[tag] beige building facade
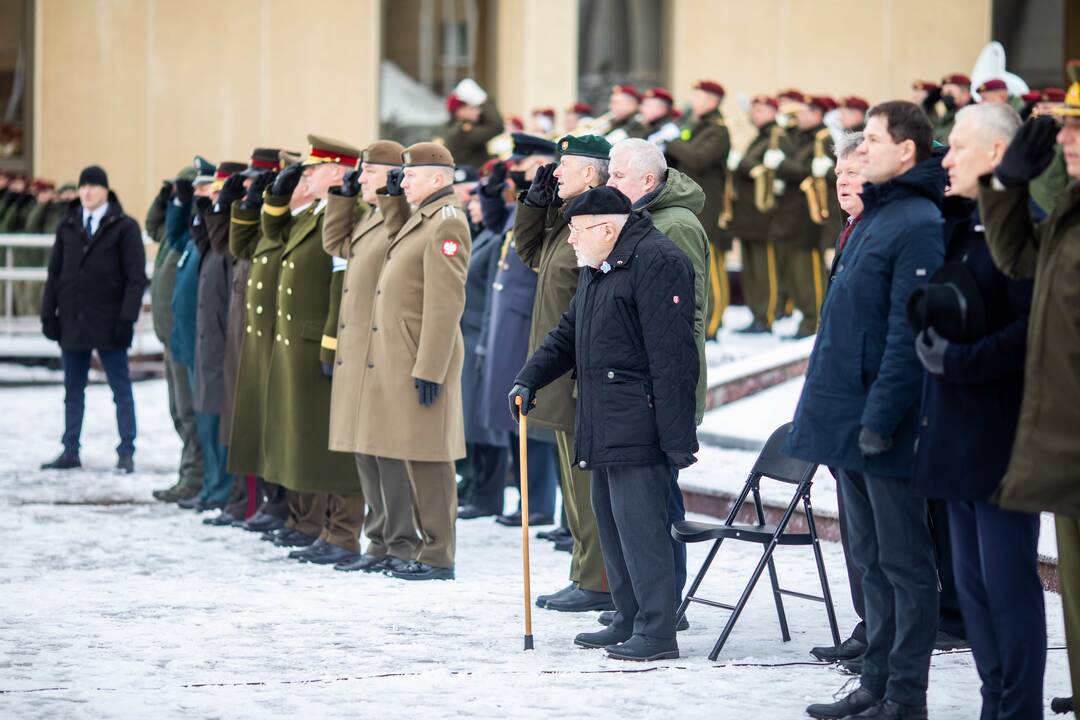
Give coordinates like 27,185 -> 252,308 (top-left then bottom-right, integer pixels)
17,0 -> 994,216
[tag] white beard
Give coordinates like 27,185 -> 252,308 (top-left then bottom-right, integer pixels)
574,249 -> 590,268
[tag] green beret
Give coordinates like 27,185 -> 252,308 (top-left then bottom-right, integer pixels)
557,134 -> 612,160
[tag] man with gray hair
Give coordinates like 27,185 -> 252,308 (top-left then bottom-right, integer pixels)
606,136 -> 709,625
910,102 -> 1043,719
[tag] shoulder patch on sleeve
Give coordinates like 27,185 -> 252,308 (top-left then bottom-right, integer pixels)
440,239 -> 461,257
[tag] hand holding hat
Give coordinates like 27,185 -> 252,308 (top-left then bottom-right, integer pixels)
994,115 -> 1059,188
915,328 -> 949,376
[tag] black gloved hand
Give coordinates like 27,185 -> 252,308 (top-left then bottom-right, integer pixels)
242,170 -> 275,209
523,163 -> 558,209
508,383 -> 536,421
858,426 -> 893,457
194,195 -> 212,214
921,86 -> 942,116
42,317 -> 60,342
994,115 -> 1059,188
385,168 -> 405,197
271,163 -> 303,197
666,452 -> 697,470
215,173 -> 245,212
334,169 -> 362,198
321,361 -> 334,378
175,178 -> 194,205
416,379 -> 442,406
480,161 -> 508,199
155,181 -> 172,210
113,320 -> 134,349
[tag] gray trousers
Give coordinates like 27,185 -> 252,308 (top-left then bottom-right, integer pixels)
165,350 -> 203,487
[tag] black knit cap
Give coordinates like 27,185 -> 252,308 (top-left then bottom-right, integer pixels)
563,185 -> 631,219
78,165 -> 109,189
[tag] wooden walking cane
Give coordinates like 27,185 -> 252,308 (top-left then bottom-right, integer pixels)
516,396 -> 534,651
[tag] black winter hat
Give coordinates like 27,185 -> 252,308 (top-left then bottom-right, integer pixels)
564,185 -> 632,219
78,165 -> 109,189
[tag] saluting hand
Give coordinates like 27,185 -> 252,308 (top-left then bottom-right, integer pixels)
334,169 -> 362,198
242,170 -> 275,209
271,163 -> 303,198
385,168 -> 405,197
215,173 -> 245,213
994,115 -> 1059,188
523,163 -> 558,209
481,161 -> 508,199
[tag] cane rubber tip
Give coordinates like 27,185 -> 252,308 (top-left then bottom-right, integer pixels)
524,635 -> 534,651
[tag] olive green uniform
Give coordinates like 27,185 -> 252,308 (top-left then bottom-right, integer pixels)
666,109 -> 731,337
436,97 -> 502,169
730,122 -> 782,328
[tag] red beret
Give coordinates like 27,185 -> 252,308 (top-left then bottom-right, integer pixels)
568,102 -> 593,115
446,93 -> 466,113
977,78 -> 1008,93
752,94 -> 779,109
643,87 -> 674,104
611,84 -> 642,101
507,115 -> 525,131
1043,87 -> 1067,103
533,107 -> 555,118
480,158 -> 502,178
693,80 -> 726,98
840,96 -> 869,112
942,73 -> 971,87
809,95 -> 837,112
778,88 -> 805,102
1021,90 -> 1042,103
912,80 -> 939,92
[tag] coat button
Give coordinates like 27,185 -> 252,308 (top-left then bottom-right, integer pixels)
286,313 -> 292,321
285,339 -> 290,346
261,257 -> 268,264
257,281 -> 263,289
578,461 -> 587,469
367,362 -> 374,368
247,279 -> 252,287
343,288 -> 349,293
337,359 -> 343,365
256,306 -> 264,314
287,288 -> 293,294
339,323 -> 345,329
246,325 -> 252,333
372,326 -> 378,331
376,289 -> 381,295
607,371 -> 614,379
276,334 -> 281,341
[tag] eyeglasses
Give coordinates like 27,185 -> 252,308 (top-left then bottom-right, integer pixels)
568,221 -> 607,235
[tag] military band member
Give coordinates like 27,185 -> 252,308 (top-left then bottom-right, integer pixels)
840,96 -> 869,131
349,142 -> 471,581
563,102 -> 594,134
639,87 -> 681,151
437,78 -> 502,170
603,84 -> 647,144
666,79 -> 732,339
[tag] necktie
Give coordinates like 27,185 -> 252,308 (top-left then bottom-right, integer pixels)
85,214 -> 94,239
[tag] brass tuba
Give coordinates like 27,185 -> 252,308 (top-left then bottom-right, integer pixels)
800,128 -> 831,225
750,125 -> 785,213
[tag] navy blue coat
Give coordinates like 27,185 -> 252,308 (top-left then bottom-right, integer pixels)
787,158 -> 946,479
462,204 -> 509,446
912,198 -> 1033,500
516,210 -> 699,470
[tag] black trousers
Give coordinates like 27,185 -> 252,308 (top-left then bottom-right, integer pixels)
592,463 -> 676,641
948,500 -> 1045,720
839,470 -> 938,706
462,442 -> 509,514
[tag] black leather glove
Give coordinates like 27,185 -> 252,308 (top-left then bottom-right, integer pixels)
42,317 -> 60,342
175,178 -> 194,205
920,86 -> 942,116
858,426 -> 893,458
508,383 -> 536,421
113,320 -> 134,349
523,163 -> 558,209
155,181 -> 172,210
994,115 -> 1059,188
271,163 -> 303,197
385,168 -> 405,197
666,452 -> 697,470
334,169 -> 362,198
321,361 -> 334,378
215,173 -> 245,212
194,195 -> 212,214
481,161 -> 508,199
416,379 -> 442,406
242,171 -> 275,209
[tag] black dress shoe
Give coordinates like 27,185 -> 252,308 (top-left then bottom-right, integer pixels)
553,536 -> 574,553
289,539 -> 329,560
40,453 -> 81,470
811,636 -> 868,662
537,525 -> 571,542
335,553 -> 389,573
1052,696 -> 1073,714
536,582 -> 577,608
273,529 -> 318,548
495,511 -> 523,526
177,496 -> 208,511
458,504 -> 499,520
496,512 -> 555,527
735,320 -> 772,334
851,700 -> 928,719
305,544 -> 359,566
806,686 -> 882,719
387,560 -> 455,580
597,609 -> 689,631
202,511 -> 241,527
115,455 -> 134,474
544,588 -> 616,612
574,626 -> 632,649
243,512 -> 286,533
382,556 -> 415,574
605,634 -> 679,661
839,655 -> 863,675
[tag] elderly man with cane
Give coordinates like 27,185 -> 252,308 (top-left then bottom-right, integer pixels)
510,186 -> 698,661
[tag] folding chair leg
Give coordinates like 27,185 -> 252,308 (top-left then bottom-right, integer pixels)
765,553 -> 791,641
708,538 -> 781,661
805,498 -> 842,647
676,538 -> 723,623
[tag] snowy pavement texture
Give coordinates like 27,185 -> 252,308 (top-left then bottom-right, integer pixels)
0,378 -> 1070,719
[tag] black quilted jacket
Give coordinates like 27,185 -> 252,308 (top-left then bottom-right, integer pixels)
516,210 -> 699,470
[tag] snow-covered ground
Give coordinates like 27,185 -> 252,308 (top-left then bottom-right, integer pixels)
0,374 -> 1070,719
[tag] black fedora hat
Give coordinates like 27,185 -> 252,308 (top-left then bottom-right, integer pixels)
906,261 -> 988,343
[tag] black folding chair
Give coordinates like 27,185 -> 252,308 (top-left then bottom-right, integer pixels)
673,422 -> 841,660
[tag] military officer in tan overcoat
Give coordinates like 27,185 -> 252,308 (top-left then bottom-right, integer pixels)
338,142 -> 470,581
321,139 -> 414,574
